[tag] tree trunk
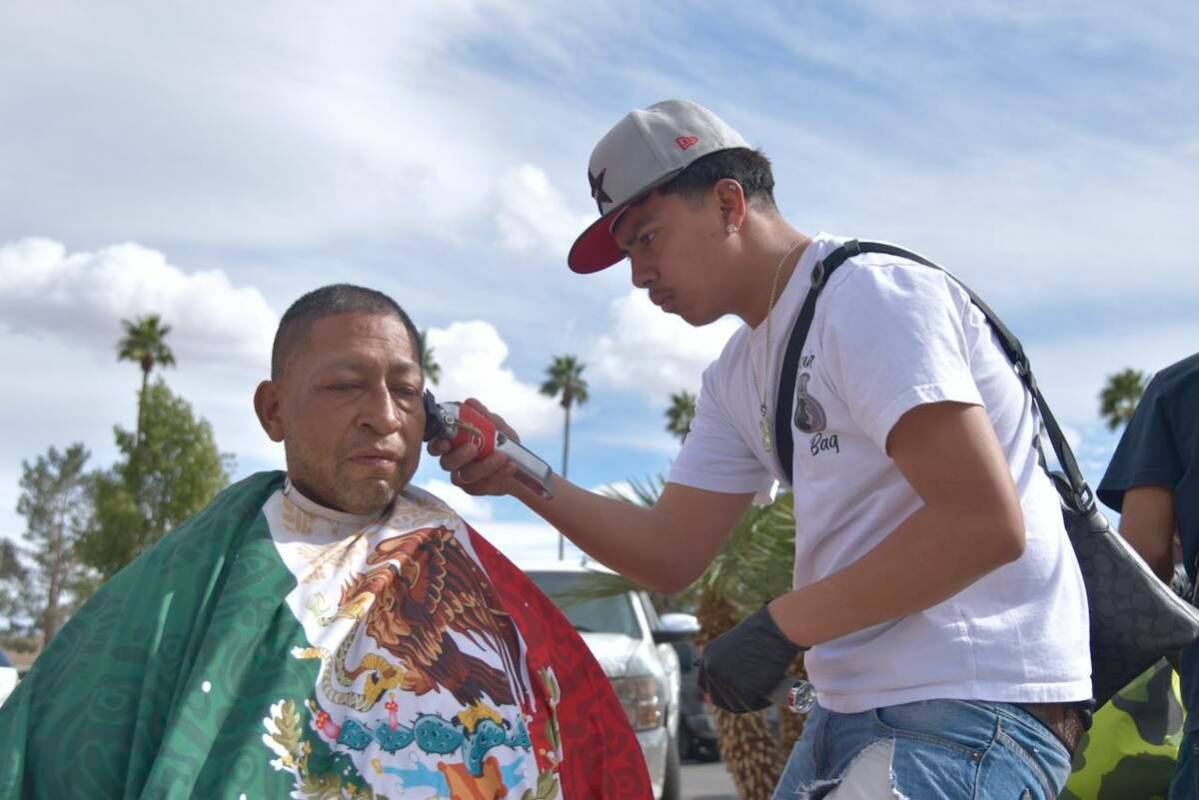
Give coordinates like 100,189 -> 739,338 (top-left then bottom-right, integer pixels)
712,708 -> 783,800
42,497 -> 67,646
137,366 -> 150,446
558,402 -> 571,561
561,402 -> 571,479
42,576 -> 61,647
696,592 -> 796,798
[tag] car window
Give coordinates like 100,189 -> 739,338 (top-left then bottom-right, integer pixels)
527,571 -> 642,638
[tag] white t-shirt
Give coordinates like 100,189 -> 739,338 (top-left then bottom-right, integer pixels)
669,233 -> 1092,713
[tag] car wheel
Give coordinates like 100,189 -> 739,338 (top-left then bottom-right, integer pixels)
659,734 -> 682,800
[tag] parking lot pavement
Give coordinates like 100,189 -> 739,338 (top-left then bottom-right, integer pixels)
681,761 -> 738,799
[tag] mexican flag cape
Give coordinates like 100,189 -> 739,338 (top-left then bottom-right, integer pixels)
0,472 -> 650,799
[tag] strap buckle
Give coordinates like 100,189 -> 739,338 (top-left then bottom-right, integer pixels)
1075,485 -> 1095,514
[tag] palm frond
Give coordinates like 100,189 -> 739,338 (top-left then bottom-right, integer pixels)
552,570 -> 649,608
1098,367 -> 1148,430
602,475 -> 665,507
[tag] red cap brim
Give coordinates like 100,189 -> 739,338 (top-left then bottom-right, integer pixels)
566,167 -> 686,275
567,207 -> 628,274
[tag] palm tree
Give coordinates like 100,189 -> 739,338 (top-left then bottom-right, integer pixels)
1099,368 -> 1148,430
689,494 -> 807,800
593,481 -> 805,799
418,330 -> 441,386
117,314 -> 176,445
665,391 -> 697,443
540,355 -> 589,559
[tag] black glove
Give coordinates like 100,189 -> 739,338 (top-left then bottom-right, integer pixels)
698,603 -> 806,713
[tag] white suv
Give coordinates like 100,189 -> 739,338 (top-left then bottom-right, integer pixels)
0,649 -> 18,708
523,562 -> 692,800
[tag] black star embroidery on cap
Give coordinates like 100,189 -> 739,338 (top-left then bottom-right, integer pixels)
589,168 -> 613,214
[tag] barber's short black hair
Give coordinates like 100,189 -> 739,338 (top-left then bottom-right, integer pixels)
658,147 -> 777,210
271,284 -> 423,380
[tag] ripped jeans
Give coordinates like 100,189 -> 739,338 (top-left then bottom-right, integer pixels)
772,699 -> 1073,799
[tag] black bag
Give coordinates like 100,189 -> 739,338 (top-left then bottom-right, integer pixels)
773,239 -> 1199,707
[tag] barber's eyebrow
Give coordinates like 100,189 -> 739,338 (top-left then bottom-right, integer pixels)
618,213 -> 660,253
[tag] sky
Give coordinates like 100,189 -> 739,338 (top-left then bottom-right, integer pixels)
1,1 -> 1196,567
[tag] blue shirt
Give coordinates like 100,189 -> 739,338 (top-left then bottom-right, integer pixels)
1099,353 -> 1199,725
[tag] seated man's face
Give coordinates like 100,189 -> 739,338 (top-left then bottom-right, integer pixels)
266,312 -> 425,515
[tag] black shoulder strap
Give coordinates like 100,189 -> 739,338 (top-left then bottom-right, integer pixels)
774,240 -> 860,483
774,239 -> 1094,514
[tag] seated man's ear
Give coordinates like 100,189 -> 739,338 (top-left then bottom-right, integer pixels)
254,381 -> 285,443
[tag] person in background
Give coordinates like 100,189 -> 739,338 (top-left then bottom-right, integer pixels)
0,284 -> 647,799
1098,353 -> 1199,799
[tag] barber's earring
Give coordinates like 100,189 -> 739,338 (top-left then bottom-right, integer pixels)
726,224 -> 738,235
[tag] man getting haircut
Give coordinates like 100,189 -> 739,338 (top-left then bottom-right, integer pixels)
1,284 -> 649,799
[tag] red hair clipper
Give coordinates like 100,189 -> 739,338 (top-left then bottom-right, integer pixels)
423,391 -> 554,499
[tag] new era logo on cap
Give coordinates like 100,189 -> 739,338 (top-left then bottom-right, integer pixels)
567,99 -> 751,274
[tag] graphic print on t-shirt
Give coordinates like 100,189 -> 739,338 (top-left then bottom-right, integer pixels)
794,371 -> 827,434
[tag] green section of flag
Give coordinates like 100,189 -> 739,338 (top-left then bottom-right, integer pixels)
0,471 -> 362,799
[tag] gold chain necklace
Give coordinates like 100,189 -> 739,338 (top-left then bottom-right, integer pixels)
753,238 -> 807,452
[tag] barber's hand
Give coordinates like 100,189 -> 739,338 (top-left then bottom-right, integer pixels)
699,603 -> 806,713
426,398 -> 526,497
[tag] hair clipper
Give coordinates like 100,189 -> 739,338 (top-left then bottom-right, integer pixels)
422,390 -> 554,499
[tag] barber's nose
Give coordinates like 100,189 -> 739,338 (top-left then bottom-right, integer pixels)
630,255 -> 656,290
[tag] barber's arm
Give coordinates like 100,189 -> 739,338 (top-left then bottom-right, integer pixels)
1118,485 -> 1176,583
428,398 -> 754,593
765,400 -> 1025,646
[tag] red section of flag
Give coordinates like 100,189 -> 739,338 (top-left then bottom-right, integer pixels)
467,526 -> 653,799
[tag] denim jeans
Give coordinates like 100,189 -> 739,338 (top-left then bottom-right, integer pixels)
772,699 -> 1074,799
1171,729 -> 1199,799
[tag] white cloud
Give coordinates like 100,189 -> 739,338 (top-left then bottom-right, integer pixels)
1026,321 -> 1199,427
496,164 -> 594,260
474,520 -> 586,568
419,479 -> 494,523
591,290 -> 740,404
584,430 -> 680,458
0,4 -> 617,252
425,321 -> 561,439
0,238 -> 276,370
1058,424 -> 1083,451
0,238 -> 284,526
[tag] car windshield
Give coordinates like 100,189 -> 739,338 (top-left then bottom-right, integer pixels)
527,571 -> 641,638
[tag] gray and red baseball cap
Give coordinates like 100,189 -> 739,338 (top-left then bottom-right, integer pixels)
567,99 -> 750,274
